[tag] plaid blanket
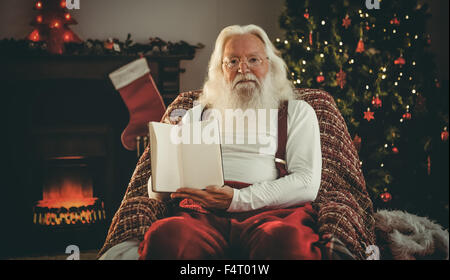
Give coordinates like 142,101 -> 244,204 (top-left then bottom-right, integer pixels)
97,88 -> 376,259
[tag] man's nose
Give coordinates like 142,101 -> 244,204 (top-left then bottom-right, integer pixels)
238,61 -> 250,73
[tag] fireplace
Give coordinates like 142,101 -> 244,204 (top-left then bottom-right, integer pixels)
0,55 -> 190,258
31,127 -> 110,228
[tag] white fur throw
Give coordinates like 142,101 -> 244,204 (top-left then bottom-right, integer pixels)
374,210 -> 449,260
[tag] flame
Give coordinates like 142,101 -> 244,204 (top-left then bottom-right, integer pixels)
37,171 -> 97,209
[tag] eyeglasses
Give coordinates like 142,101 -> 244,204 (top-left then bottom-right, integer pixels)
222,56 -> 268,71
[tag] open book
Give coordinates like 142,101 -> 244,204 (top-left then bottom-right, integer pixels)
148,120 -> 224,192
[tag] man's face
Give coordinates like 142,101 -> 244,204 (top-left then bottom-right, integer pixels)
222,34 -> 269,87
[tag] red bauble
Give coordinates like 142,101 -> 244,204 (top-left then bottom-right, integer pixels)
304,9 -> 310,19
372,95 -> 382,108
441,127 -> 449,142
342,15 -> 351,29
363,108 -> 375,122
402,106 -> 412,120
356,39 -> 365,53
402,112 -> 412,120
392,147 -> 399,154
390,17 -> 400,25
380,192 -> 392,202
316,74 -> 325,83
394,56 -> 406,65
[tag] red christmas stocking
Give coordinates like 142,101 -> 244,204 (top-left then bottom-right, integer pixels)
109,57 -> 166,151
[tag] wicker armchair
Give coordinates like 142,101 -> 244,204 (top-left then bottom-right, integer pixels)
98,88 -> 376,259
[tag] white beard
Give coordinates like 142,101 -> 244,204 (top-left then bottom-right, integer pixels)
199,72 -> 292,112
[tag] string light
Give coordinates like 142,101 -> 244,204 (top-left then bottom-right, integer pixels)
302,60 -> 307,65
382,74 -> 386,79
320,53 -> 324,58
321,20 -> 326,25
339,41 -> 343,46
306,46 -> 311,51
405,15 -> 409,19
366,85 -> 370,90
276,38 -> 280,43
299,38 -> 303,43
349,59 -> 354,64
284,40 -> 288,45
324,41 -> 328,45
394,81 -> 398,86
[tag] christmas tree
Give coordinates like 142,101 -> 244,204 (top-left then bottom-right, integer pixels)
27,0 -> 82,54
276,0 -> 449,226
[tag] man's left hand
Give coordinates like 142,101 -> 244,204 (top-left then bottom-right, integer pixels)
170,185 -> 234,210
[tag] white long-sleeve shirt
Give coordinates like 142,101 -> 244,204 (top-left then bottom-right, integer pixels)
181,100 -> 321,212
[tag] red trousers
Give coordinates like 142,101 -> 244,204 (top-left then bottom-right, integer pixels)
138,182 -> 322,260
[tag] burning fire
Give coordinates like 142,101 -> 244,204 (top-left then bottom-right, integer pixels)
34,166 -> 105,226
37,176 -> 97,209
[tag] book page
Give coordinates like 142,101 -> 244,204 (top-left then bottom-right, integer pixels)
149,122 -> 182,192
180,120 -> 224,189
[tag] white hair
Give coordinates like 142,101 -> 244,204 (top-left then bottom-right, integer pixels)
199,24 -> 295,110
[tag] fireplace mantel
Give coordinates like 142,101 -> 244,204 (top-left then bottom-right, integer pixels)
1,54 -> 193,105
